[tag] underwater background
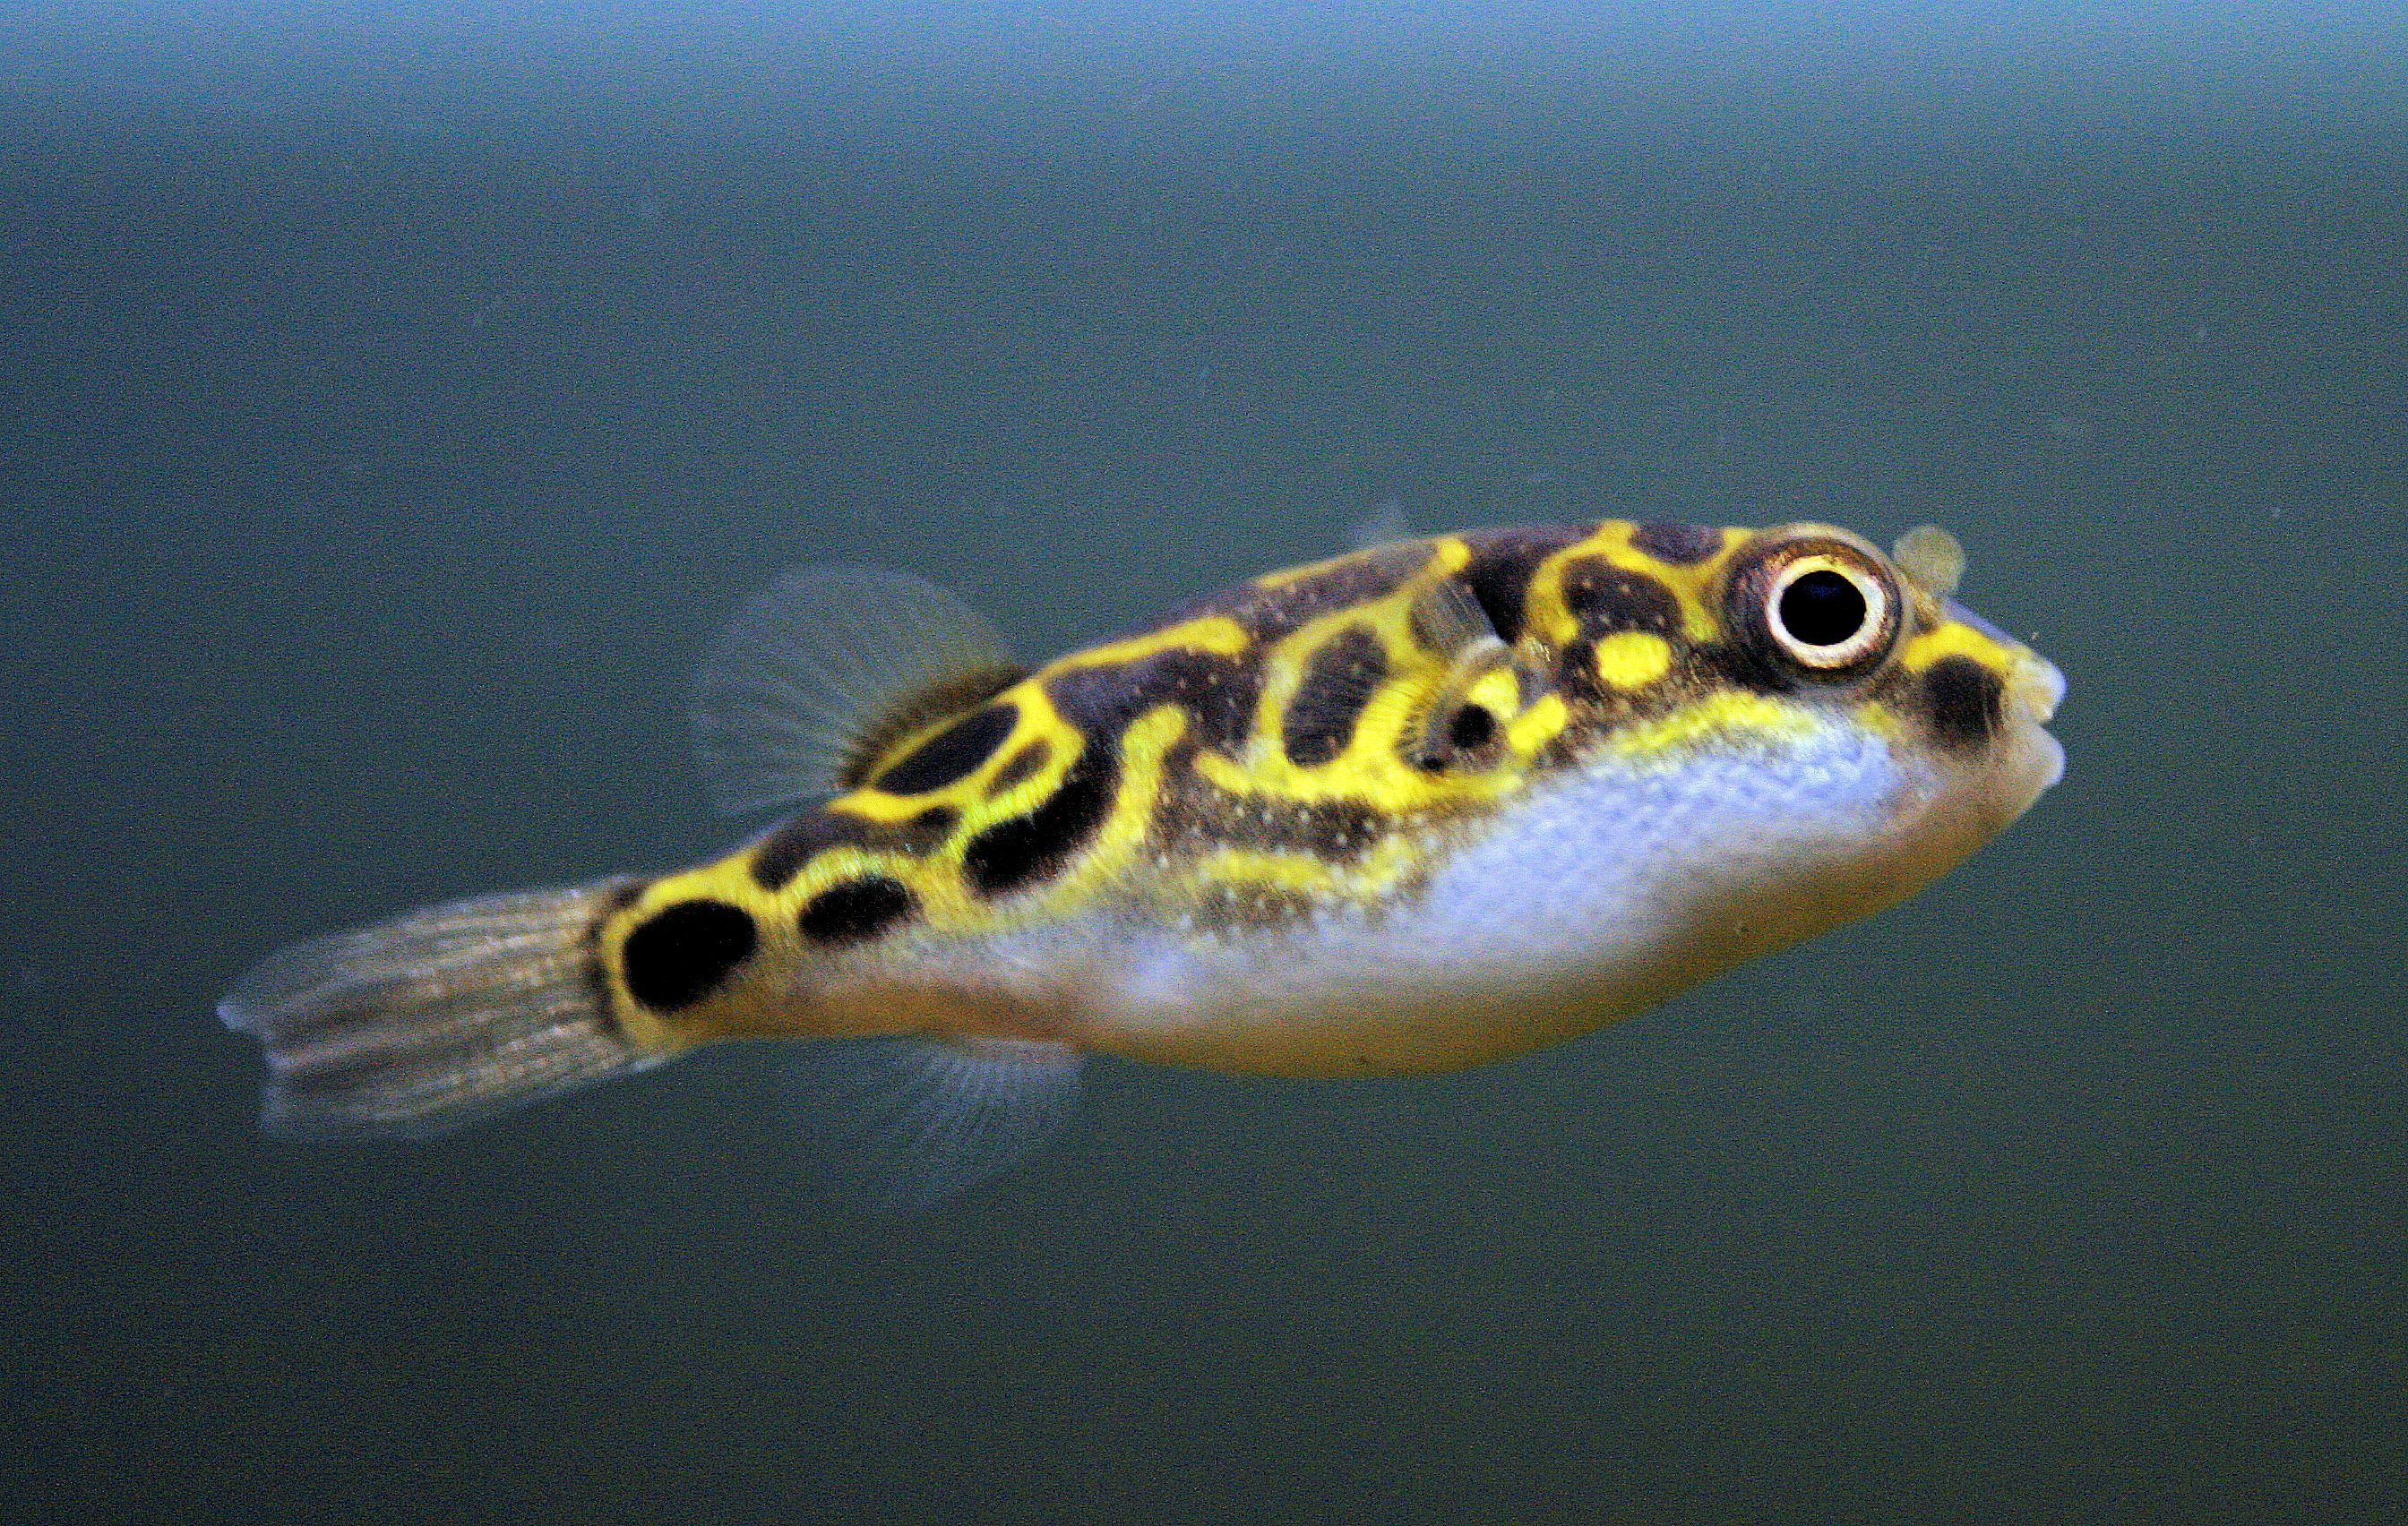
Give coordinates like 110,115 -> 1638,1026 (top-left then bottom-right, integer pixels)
4,4 -> 2405,1522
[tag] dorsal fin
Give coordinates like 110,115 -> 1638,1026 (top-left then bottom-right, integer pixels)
691,566 -> 1024,815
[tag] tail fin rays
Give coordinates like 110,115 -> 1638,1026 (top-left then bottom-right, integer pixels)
219,879 -> 645,1138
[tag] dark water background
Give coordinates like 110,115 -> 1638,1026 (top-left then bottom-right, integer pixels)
5,8 -> 2406,1522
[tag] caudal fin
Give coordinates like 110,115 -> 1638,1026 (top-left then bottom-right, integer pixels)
218,879 -> 647,1138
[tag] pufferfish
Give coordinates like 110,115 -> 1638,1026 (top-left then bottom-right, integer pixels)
219,519 -> 2064,1205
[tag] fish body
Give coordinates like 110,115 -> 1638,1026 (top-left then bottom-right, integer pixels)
222,519 -> 2063,1198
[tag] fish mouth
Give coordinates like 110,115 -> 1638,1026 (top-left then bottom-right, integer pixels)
2009,651 -> 2066,725
2006,651 -> 2068,792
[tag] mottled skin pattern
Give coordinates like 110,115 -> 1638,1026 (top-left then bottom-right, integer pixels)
591,519 -> 2044,1059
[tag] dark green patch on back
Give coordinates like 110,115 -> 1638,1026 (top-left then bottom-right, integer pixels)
1629,521 -> 1723,565
1184,541 -> 1432,643
965,744 -> 1118,895
752,806 -> 956,891
873,701 -> 1018,795
1283,627 -> 1388,767
1559,557 -> 1684,636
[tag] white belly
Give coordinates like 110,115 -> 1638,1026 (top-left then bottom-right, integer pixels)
1071,717 -> 1972,1076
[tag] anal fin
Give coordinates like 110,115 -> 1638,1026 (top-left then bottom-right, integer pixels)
782,1038 -> 1084,1213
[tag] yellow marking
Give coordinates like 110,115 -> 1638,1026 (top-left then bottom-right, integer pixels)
1012,703 -> 1190,922
1206,542 -> 1551,814
1853,699 -> 1908,743
1590,630 -> 1673,690
1190,847 -> 1349,896
1506,691 -> 1570,754
1519,520 -> 1736,649
1060,614 -> 1251,668
1899,620 -> 2019,675
1460,664 -> 1523,719
1604,690 -> 1812,762
847,793 -> 950,826
1175,832 -> 1423,914
1233,572 -> 1458,803
1251,540 -> 1433,589
1423,536 -> 1473,579
846,682 -> 1071,823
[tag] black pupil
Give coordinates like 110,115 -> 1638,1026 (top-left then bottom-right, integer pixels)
1447,704 -> 1497,751
1778,570 -> 1868,647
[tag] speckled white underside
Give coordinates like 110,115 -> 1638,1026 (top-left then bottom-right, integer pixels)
1049,714 -> 1934,1072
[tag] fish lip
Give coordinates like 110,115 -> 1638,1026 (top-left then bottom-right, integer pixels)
2003,652 -> 2067,793
2009,652 -> 2067,725
2027,724 -> 2068,791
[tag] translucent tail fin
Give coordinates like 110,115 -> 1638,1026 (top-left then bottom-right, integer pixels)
218,879 -> 646,1138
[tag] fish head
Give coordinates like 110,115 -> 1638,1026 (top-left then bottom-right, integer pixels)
1705,519 -> 2064,831
1505,519 -> 2068,998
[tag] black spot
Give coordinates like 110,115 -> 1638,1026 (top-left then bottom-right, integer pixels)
987,739 -> 1052,795
832,663 -> 1025,790
799,877 -> 916,947
1779,570 -> 1869,647
965,745 -> 1118,896
1558,557 -> 1683,636
1283,628 -> 1388,767
872,702 -> 1018,795
1048,647 -> 1260,752
1922,655 -> 2005,748
1630,520 -> 1724,565
752,806 -> 954,891
1447,703 -> 1497,751
621,899 -> 757,1013
1458,525 -> 1590,643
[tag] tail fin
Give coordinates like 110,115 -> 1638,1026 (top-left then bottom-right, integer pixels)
218,879 -> 647,1138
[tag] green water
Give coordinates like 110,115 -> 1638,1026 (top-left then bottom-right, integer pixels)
4,23 -> 2406,1523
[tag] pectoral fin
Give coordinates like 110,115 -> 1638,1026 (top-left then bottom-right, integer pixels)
1405,579 -> 1538,772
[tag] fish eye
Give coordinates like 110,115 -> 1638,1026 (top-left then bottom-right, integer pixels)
1779,570 -> 1868,647
1744,545 -> 1899,678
